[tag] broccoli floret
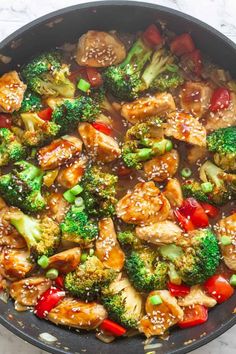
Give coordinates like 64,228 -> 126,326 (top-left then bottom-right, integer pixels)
117,230 -> 137,248
125,247 -> 168,292
52,96 -> 100,134
103,38 -> 152,101
0,160 -> 46,213
19,90 -> 42,113
182,179 -> 210,203
64,255 -> 116,301
81,165 -> 118,217
159,229 -> 220,285
0,128 -> 26,166
21,52 -> 75,97
101,276 -> 143,329
21,112 -> 60,146
10,209 -> 60,258
207,127 -> 236,172
60,205 -> 98,245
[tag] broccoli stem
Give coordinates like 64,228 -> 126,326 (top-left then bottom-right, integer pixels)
120,39 -> 152,71
159,244 -> 183,262
10,213 -> 41,247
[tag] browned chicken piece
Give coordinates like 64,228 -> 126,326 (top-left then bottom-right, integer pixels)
178,285 -> 217,308
121,92 -> 176,124
165,111 -> 207,147
46,192 -> 70,223
116,181 -> 170,225
205,92 -> 236,131
10,277 -> 52,306
139,290 -> 184,337
0,248 -> 33,280
95,218 -> 125,271
216,213 -> 236,270
0,207 -> 26,249
78,123 -> 121,163
0,71 -> 26,113
163,178 -> 183,207
144,149 -> 179,182
187,145 -> 207,164
47,248 -> 81,274
48,298 -> 107,329
57,157 -> 87,189
76,31 -> 126,67
180,81 -> 213,118
135,220 -> 183,245
38,136 -> 82,170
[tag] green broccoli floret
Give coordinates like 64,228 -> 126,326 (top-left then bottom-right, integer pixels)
60,205 -> 98,245
207,127 -> 236,172
20,112 -> 60,146
0,160 -> 46,213
103,38 -> 152,101
21,52 -> 75,97
159,229 -> 221,285
0,128 -> 26,166
64,255 -> 116,301
101,276 -> 143,329
10,209 -> 60,258
52,96 -> 100,134
117,230 -> 138,248
122,119 -> 173,169
81,165 -> 118,217
19,90 -> 42,113
182,179 -> 210,203
125,247 -> 168,292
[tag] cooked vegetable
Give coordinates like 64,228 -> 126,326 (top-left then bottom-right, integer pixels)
0,128 -> 26,166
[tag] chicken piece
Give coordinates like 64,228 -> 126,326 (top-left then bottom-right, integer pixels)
78,123 -> 121,163
136,220 -> 183,245
95,218 -> 125,271
165,111 -> 207,147
121,92 -> 176,124
187,145 -> 207,164
48,297 -> 107,329
216,213 -> 236,270
205,92 -> 236,131
139,290 -> 184,337
38,136 -> 82,170
76,30 -> 126,67
46,192 -> 70,223
47,248 -> 81,274
0,248 -> 33,280
0,71 -> 26,113
180,81 -> 213,118
144,149 -> 179,182
178,285 -> 217,308
116,181 -> 170,225
163,178 -> 183,207
10,277 -> 52,306
0,207 -> 26,248
57,157 -> 87,189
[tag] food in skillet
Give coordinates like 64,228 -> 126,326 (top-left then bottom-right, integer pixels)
0,24 -> 236,343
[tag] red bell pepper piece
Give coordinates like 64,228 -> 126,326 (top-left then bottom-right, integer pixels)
210,87 -> 230,112
54,276 -> 64,289
204,274 -> 234,303
200,202 -> 219,218
170,33 -> 195,56
38,108 -> 53,121
167,282 -> 190,297
174,209 -> 195,232
34,287 -> 65,318
184,49 -> 202,76
69,67 -> 87,82
179,198 -> 209,229
0,114 -> 12,128
178,304 -> 208,328
92,122 -> 112,135
86,67 -> 103,88
99,319 -> 126,337
142,24 -> 163,47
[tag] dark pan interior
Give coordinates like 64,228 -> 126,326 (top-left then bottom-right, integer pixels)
0,2 -> 236,353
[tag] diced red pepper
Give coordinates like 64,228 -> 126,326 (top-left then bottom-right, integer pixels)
38,108 -> 53,121
210,87 -> 231,112
117,165 -> 133,177
178,304 -> 208,328
179,198 -> 209,229
174,209 -> 195,232
184,49 -> 202,76
54,276 -> 64,289
0,114 -> 12,128
167,282 -> 190,297
69,68 -> 87,82
92,122 -> 112,135
204,274 -> 234,303
170,33 -> 195,56
86,67 -> 103,88
34,287 -> 65,318
142,24 -> 163,47
99,319 -> 126,337
200,203 -> 219,218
